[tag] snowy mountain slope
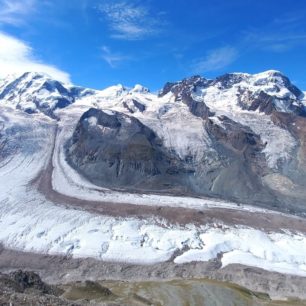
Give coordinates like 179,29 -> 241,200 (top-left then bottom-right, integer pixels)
164,70 -> 304,114
0,72 -> 94,117
158,71 -> 304,168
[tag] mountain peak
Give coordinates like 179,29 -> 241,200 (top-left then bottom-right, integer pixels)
130,84 -> 150,94
0,71 -> 86,116
255,69 -> 284,77
99,84 -> 126,98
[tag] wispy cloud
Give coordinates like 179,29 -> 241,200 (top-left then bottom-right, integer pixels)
245,32 -> 306,52
101,46 -> 129,67
0,0 -> 36,26
244,14 -> 306,52
192,46 -> 238,73
99,1 -> 162,40
190,12 -> 306,75
0,31 -> 71,83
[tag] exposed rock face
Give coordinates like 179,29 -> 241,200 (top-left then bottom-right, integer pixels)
66,108 -> 194,192
271,112 -> 306,181
68,108 -> 161,184
159,75 -> 214,119
159,75 -> 211,97
123,99 -> 146,113
181,92 -> 213,119
238,90 -> 306,116
203,116 -> 276,203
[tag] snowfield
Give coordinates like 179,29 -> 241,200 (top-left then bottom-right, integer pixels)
1,106 -> 306,277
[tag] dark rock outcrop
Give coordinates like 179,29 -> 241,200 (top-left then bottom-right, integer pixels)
8,270 -> 61,295
159,75 -> 214,119
204,116 -> 276,203
66,108 -> 195,192
238,90 -> 306,116
66,108 -> 279,206
123,99 -> 146,113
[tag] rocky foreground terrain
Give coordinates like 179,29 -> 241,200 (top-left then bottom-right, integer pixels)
1,270 -> 306,306
1,70 -> 306,303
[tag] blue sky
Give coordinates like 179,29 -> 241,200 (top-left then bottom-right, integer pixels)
0,0 -> 306,91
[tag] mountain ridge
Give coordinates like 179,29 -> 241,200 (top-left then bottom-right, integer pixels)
1,70 -> 305,114
1,69 -> 306,214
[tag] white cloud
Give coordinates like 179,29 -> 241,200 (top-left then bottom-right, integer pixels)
99,1 -> 161,40
192,47 -> 238,73
0,32 -> 71,83
101,46 -> 129,68
0,0 -> 36,26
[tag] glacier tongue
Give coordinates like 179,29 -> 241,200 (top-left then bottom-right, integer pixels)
0,102 -> 306,276
1,70 -> 306,276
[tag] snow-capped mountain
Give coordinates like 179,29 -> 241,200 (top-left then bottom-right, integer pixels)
0,72 -> 94,117
1,70 -> 306,214
160,70 -> 305,116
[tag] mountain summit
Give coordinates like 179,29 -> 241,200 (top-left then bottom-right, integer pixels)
0,72 -> 93,117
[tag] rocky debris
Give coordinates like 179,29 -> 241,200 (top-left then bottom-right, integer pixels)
2,253 -> 306,303
0,270 -> 122,305
0,270 -> 78,306
8,270 -> 61,295
62,280 -> 115,303
203,116 -> 275,203
271,112 -> 306,184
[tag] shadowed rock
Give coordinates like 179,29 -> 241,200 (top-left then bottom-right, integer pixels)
67,108 -> 194,191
